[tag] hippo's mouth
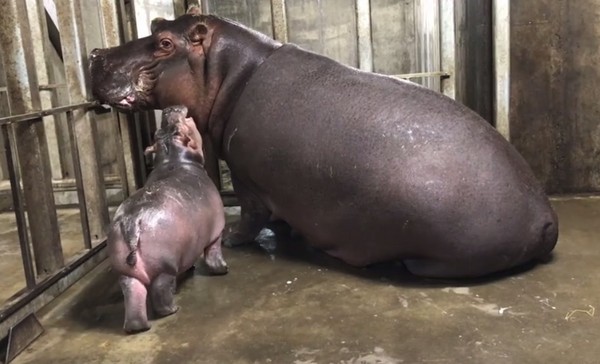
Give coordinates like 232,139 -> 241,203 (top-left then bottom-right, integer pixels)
115,94 -> 137,109
92,62 -> 159,111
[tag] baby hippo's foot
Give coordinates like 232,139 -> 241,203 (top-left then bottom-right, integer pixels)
205,237 -> 228,275
124,318 -> 152,334
150,274 -> 179,318
154,304 -> 180,318
120,276 -> 151,334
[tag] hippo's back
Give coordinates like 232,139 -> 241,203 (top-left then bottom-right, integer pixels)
108,165 -> 224,281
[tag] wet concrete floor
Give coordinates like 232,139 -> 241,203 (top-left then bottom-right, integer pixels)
0,209 -> 104,303
11,197 -> 600,363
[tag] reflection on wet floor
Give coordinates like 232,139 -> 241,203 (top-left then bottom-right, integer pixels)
8,197 -> 600,363
0,208 -> 116,304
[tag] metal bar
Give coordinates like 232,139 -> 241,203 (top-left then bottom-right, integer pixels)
270,0 -> 288,43
0,0 -> 64,275
0,241 -> 107,339
390,71 -> 450,80
38,84 -> 67,91
98,0 -> 135,196
440,0 -> 457,100
56,0 -> 110,242
355,0 -> 373,72
1,126 -> 36,288
28,0 -> 63,180
66,110 -> 92,250
493,0 -> 510,140
0,102 -> 97,126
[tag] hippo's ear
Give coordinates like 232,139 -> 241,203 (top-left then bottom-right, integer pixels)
188,23 -> 209,45
150,17 -> 166,34
187,5 -> 202,16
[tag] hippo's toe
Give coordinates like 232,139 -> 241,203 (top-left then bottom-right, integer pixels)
124,319 -> 151,335
154,305 -> 180,318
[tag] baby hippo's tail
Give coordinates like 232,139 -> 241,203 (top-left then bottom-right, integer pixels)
120,217 -> 141,266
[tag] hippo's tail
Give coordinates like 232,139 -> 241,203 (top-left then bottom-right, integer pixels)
119,217 -> 142,267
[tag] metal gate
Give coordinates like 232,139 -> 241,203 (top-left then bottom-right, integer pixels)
0,0 -> 142,358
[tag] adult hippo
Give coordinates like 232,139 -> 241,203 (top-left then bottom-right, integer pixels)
89,7 -> 558,278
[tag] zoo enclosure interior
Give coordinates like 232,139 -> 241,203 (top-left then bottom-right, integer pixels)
2,0 -> 595,360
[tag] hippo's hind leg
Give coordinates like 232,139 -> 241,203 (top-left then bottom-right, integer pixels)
149,273 -> 179,318
119,276 -> 151,334
224,176 -> 271,247
204,235 -> 228,275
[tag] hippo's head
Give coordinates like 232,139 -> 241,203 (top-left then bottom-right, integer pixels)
145,105 -> 204,165
89,7 -> 212,113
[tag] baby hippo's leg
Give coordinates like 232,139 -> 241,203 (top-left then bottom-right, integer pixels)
120,276 -> 150,334
204,235 -> 228,275
150,273 -> 179,317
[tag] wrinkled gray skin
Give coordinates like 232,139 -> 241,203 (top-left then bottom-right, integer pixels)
91,7 -> 558,279
107,105 -> 226,334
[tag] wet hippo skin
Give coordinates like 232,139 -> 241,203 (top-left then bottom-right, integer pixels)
90,7 -> 558,279
108,106 -> 227,334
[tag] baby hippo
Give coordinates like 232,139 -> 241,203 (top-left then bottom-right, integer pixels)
108,105 -> 227,334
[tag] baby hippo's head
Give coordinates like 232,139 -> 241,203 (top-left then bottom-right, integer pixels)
145,105 -> 204,164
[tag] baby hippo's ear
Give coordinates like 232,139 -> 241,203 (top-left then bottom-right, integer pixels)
150,17 -> 166,34
144,144 -> 157,156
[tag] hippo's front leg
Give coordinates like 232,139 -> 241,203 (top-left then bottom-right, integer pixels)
120,276 -> 151,334
149,273 -> 179,318
224,176 -> 271,247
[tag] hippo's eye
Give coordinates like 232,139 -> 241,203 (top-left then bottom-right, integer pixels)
159,39 -> 174,51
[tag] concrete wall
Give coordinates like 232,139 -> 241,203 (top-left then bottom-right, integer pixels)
511,1 -> 600,193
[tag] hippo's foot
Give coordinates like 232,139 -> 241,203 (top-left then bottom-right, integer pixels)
223,228 -> 255,248
120,276 -> 150,334
205,236 -> 229,275
225,176 -> 271,248
150,273 -> 179,318
154,305 -> 180,318
124,319 -> 152,334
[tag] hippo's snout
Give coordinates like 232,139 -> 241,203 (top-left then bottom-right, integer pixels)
89,48 -> 104,61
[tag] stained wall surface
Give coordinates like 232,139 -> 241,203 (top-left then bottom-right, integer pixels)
511,1 -> 600,193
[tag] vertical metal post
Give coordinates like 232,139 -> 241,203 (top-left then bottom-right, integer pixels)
28,0 -> 63,180
355,0 -> 373,72
66,110 -> 91,249
440,0 -> 457,100
1,126 -> 36,288
493,0 -> 511,140
270,0 -> 288,43
414,0 -> 441,91
98,0 -> 136,197
0,0 -> 64,275
0,52 -> 13,180
56,0 -> 110,242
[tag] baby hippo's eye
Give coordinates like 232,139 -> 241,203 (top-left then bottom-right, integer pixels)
159,39 -> 173,51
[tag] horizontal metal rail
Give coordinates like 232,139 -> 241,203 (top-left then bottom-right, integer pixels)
0,84 -> 66,93
0,241 -> 106,322
0,101 -> 99,126
391,71 -> 450,79
38,83 -> 67,91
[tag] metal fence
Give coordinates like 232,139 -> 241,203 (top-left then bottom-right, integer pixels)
0,0 -> 136,355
